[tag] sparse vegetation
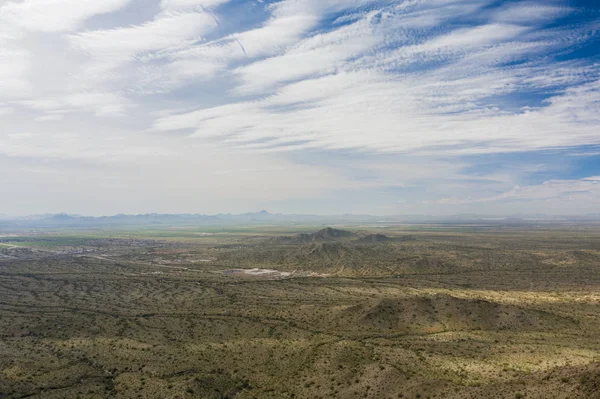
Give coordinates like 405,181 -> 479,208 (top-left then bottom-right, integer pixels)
1,224 -> 600,398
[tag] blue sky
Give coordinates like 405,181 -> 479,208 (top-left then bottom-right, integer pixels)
0,0 -> 599,216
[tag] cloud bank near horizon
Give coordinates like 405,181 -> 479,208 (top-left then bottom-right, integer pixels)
0,0 -> 599,216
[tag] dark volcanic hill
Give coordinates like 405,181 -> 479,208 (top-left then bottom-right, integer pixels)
279,227 -> 356,243
357,233 -> 390,243
314,227 -> 355,240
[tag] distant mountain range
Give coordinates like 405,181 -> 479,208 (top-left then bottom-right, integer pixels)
1,211 -> 600,230
0,211 -> 382,229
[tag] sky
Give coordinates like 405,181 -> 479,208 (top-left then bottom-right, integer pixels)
0,0 -> 599,216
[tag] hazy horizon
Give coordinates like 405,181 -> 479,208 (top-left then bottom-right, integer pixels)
3,210 -> 600,220
1,0 -> 599,216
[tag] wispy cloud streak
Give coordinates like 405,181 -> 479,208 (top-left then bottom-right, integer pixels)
1,0 -> 599,215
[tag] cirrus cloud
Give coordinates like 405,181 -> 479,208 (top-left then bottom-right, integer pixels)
1,0 -> 599,216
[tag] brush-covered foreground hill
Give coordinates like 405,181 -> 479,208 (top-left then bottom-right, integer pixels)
346,294 -> 576,333
357,233 -> 391,243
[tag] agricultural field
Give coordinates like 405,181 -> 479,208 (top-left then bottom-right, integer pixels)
1,225 -> 600,398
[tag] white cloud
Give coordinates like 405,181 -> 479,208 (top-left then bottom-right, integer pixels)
161,0 -> 232,10
493,2 -> 572,25
0,48 -> 32,98
1,0 -> 599,215
0,106 -> 15,116
0,127 -> 353,215
19,91 -> 133,117
167,0 -> 381,69
0,0 -> 132,32
425,23 -> 528,49
70,11 -> 217,57
65,10 -> 219,96
155,70 -> 600,155
391,0 -> 491,29
435,177 -> 600,205
233,15 -> 385,93
232,14 -> 319,58
151,0 -> 598,158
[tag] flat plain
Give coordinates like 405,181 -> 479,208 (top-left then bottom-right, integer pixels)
1,224 -> 600,398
